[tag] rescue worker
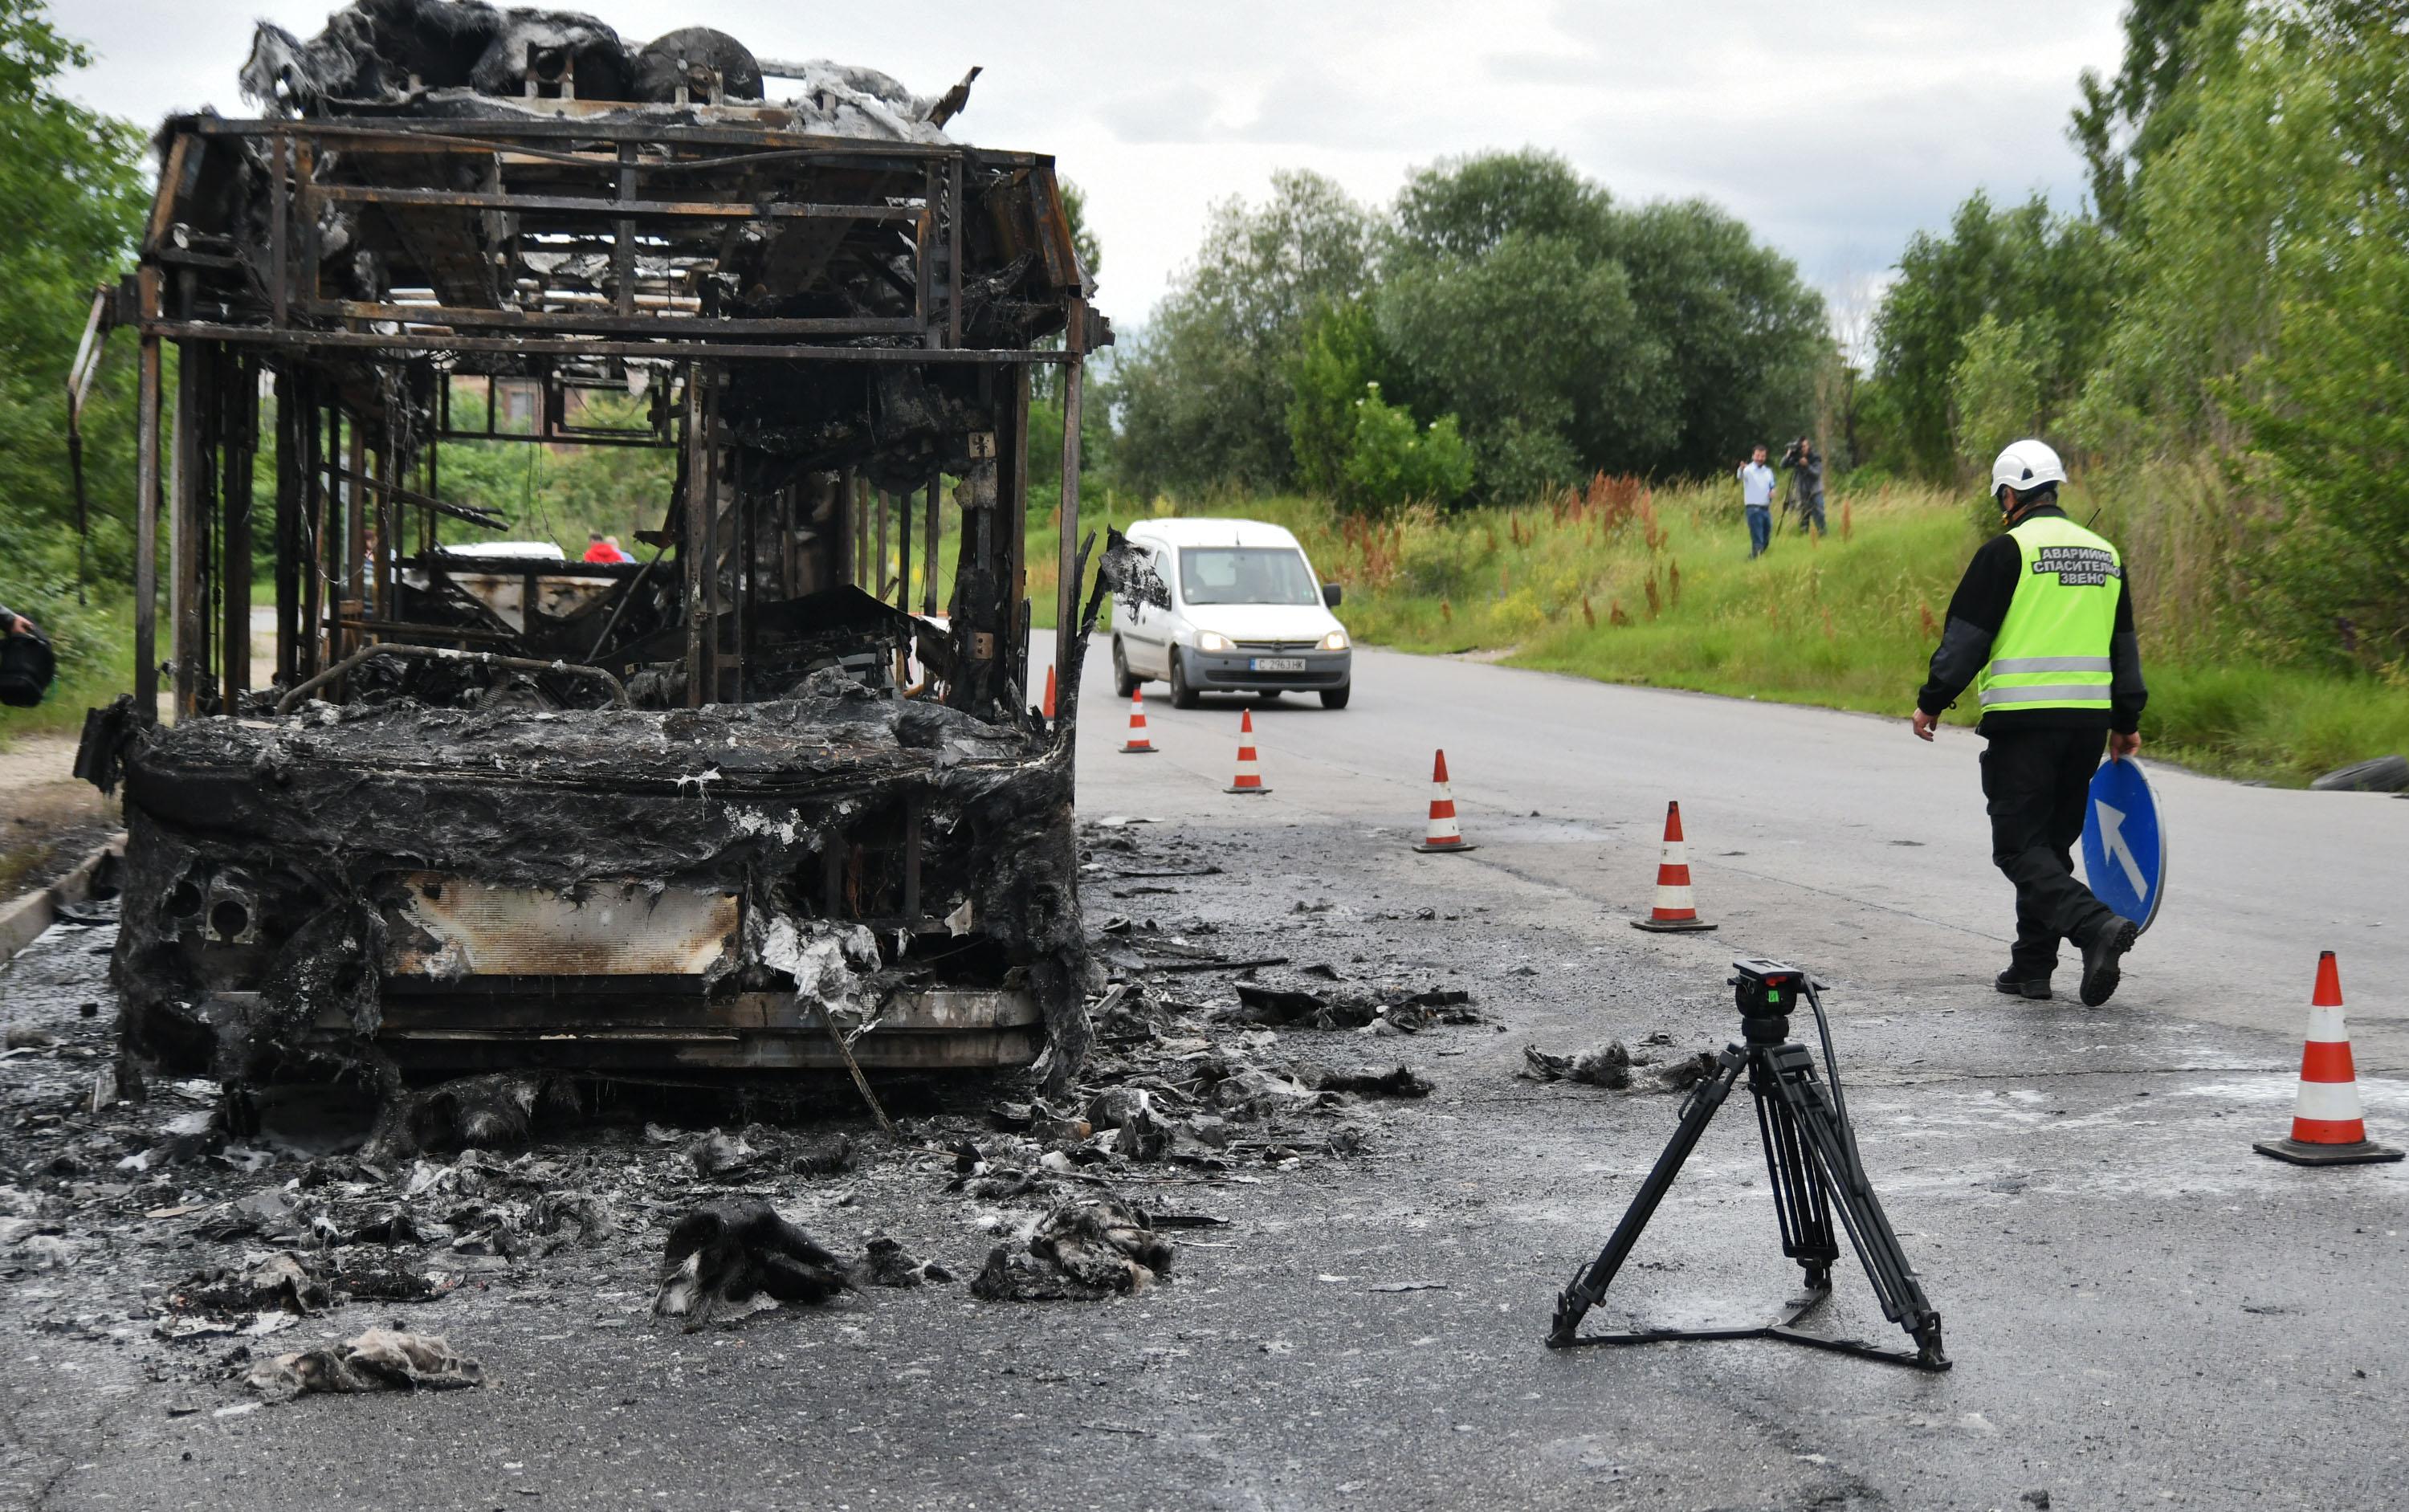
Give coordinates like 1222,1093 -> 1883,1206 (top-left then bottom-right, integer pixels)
1910,438 -> 2145,1006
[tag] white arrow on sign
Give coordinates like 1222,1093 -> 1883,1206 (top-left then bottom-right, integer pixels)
2095,801 -> 2150,903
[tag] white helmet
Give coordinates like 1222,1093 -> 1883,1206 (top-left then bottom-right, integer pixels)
1990,438 -> 2067,500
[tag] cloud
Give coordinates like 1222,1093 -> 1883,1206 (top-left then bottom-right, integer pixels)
57,0 -> 2126,327
1097,81 -> 1226,145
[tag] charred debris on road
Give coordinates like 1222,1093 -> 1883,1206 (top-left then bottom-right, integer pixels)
0,804 -> 1499,1408
69,0 -> 1146,1112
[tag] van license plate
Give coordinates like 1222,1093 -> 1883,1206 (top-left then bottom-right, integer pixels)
1249,657 -> 1306,673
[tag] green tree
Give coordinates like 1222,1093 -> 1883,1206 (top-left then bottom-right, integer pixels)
1377,228 -> 1665,496
1111,171 -> 1375,499
2069,0 -> 2216,232
1283,297 -> 1385,503
1388,149 -> 1616,263
0,0 -> 150,711
1605,199 -> 1828,477
1869,191 -> 2122,479
1339,383 -> 1475,511
1949,314 -> 2047,516
2121,0 -> 2409,665
1378,151 -> 1823,492
2069,1 -> 2350,452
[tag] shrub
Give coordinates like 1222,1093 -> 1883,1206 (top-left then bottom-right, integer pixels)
1340,384 -> 1475,511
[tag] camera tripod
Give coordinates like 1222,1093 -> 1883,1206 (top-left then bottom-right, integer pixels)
1547,960 -> 1949,1371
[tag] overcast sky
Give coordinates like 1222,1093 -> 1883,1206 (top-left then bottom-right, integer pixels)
61,0 -> 2127,337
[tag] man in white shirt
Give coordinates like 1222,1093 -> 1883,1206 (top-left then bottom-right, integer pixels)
1736,444 -> 1776,559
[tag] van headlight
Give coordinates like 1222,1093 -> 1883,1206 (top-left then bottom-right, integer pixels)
1196,631 -> 1233,653
1320,630 -> 1349,651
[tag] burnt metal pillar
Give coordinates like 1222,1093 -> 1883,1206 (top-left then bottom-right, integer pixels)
133,316 -> 163,720
680,366 -> 715,706
170,341 -> 203,718
946,157 -> 964,348
1055,298 -> 1086,696
222,354 -> 256,710
835,470 -> 855,589
1002,364 -> 1032,703
272,372 -> 301,686
424,425 -> 440,552
372,440 -> 395,630
855,475 -> 870,588
943,430 -> 995,711
875,488 -> 890,601
898,479 -> 912,614
613,142 -> 638,318
728,449 -> 750,704
341,415 -> 365,665
922,479 -> 939,616
301,402 -> 330,682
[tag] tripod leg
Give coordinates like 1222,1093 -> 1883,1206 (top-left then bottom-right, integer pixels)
1751,1061 -> 1839,1291
1549,1045 -> 1747,1347
1771,1054 -> 1948,1367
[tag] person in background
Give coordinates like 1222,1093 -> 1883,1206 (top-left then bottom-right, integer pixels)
1782,435 -> 1826,537
1735,444 -> 1776,559
582,531 -> 628,564
602,535 -> 630,562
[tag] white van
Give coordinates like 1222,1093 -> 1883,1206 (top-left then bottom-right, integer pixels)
1111,519 -> 1352,709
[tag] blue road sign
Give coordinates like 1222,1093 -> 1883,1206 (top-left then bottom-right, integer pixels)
2081,757 -> 2166,934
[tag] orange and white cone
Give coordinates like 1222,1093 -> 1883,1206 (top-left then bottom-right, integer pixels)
2254,952 -> 2403,1165
1119,688 -> 1156,755
1412,749 -> 1476,853
1224,708 -> 1272,795
1631,800 -> 1717,933
1042,663 -> 1058,721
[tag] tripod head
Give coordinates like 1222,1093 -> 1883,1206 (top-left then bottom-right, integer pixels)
1729,958 -> 1806,1045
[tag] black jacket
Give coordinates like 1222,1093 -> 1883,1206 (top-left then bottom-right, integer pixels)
1915,504 -> 2146,736
1780,444 -> 1823,499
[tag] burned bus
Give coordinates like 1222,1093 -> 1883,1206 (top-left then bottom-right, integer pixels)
75,3 -> 1139,1106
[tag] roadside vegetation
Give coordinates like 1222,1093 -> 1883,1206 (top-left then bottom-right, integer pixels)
1027,479 -> 2409,787
0,1 -> 148,744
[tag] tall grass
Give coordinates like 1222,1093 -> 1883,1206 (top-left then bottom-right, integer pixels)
1037,471 -> 2409,787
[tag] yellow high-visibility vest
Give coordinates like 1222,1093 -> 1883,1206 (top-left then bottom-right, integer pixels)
1977,515 -> 2122,712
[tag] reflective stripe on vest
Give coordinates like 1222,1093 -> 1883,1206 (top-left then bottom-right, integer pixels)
1976,516 -> 2122,713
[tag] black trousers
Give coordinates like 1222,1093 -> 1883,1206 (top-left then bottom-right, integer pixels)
1979,726 -> 2116,977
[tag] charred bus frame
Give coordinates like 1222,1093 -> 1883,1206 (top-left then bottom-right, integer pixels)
89,102 -> 1109,1092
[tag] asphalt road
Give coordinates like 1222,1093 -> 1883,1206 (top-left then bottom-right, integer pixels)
3,642 -> 2403,1511
1070,634 -> 2409,1066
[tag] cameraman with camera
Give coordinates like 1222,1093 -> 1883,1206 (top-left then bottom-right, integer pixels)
1780,435 -> 1825,537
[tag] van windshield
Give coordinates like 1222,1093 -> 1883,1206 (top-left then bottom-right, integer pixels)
1179,548 -> 1321,606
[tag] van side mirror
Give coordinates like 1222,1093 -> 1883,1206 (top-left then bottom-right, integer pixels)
1322,583 -> 1343,609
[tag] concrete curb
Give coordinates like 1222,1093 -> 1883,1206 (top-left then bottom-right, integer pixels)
0,832 -> 125,964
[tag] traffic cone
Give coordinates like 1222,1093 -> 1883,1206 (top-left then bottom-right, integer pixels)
1119,688 -> 1157,755
1412,748 -> 1477,854
1041,663 -> 1058,720
1631,801 -> 1717,933
1224,708 -> 1272,795
2254,952 -> 2403,1165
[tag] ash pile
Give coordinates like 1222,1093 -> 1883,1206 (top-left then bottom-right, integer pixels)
243,0 -> 981,137
0,821 -> 1483,1410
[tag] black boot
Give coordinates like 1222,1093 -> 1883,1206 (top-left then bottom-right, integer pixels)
2079,918 -> 2139,1008
1995,969 -> 2052,1001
